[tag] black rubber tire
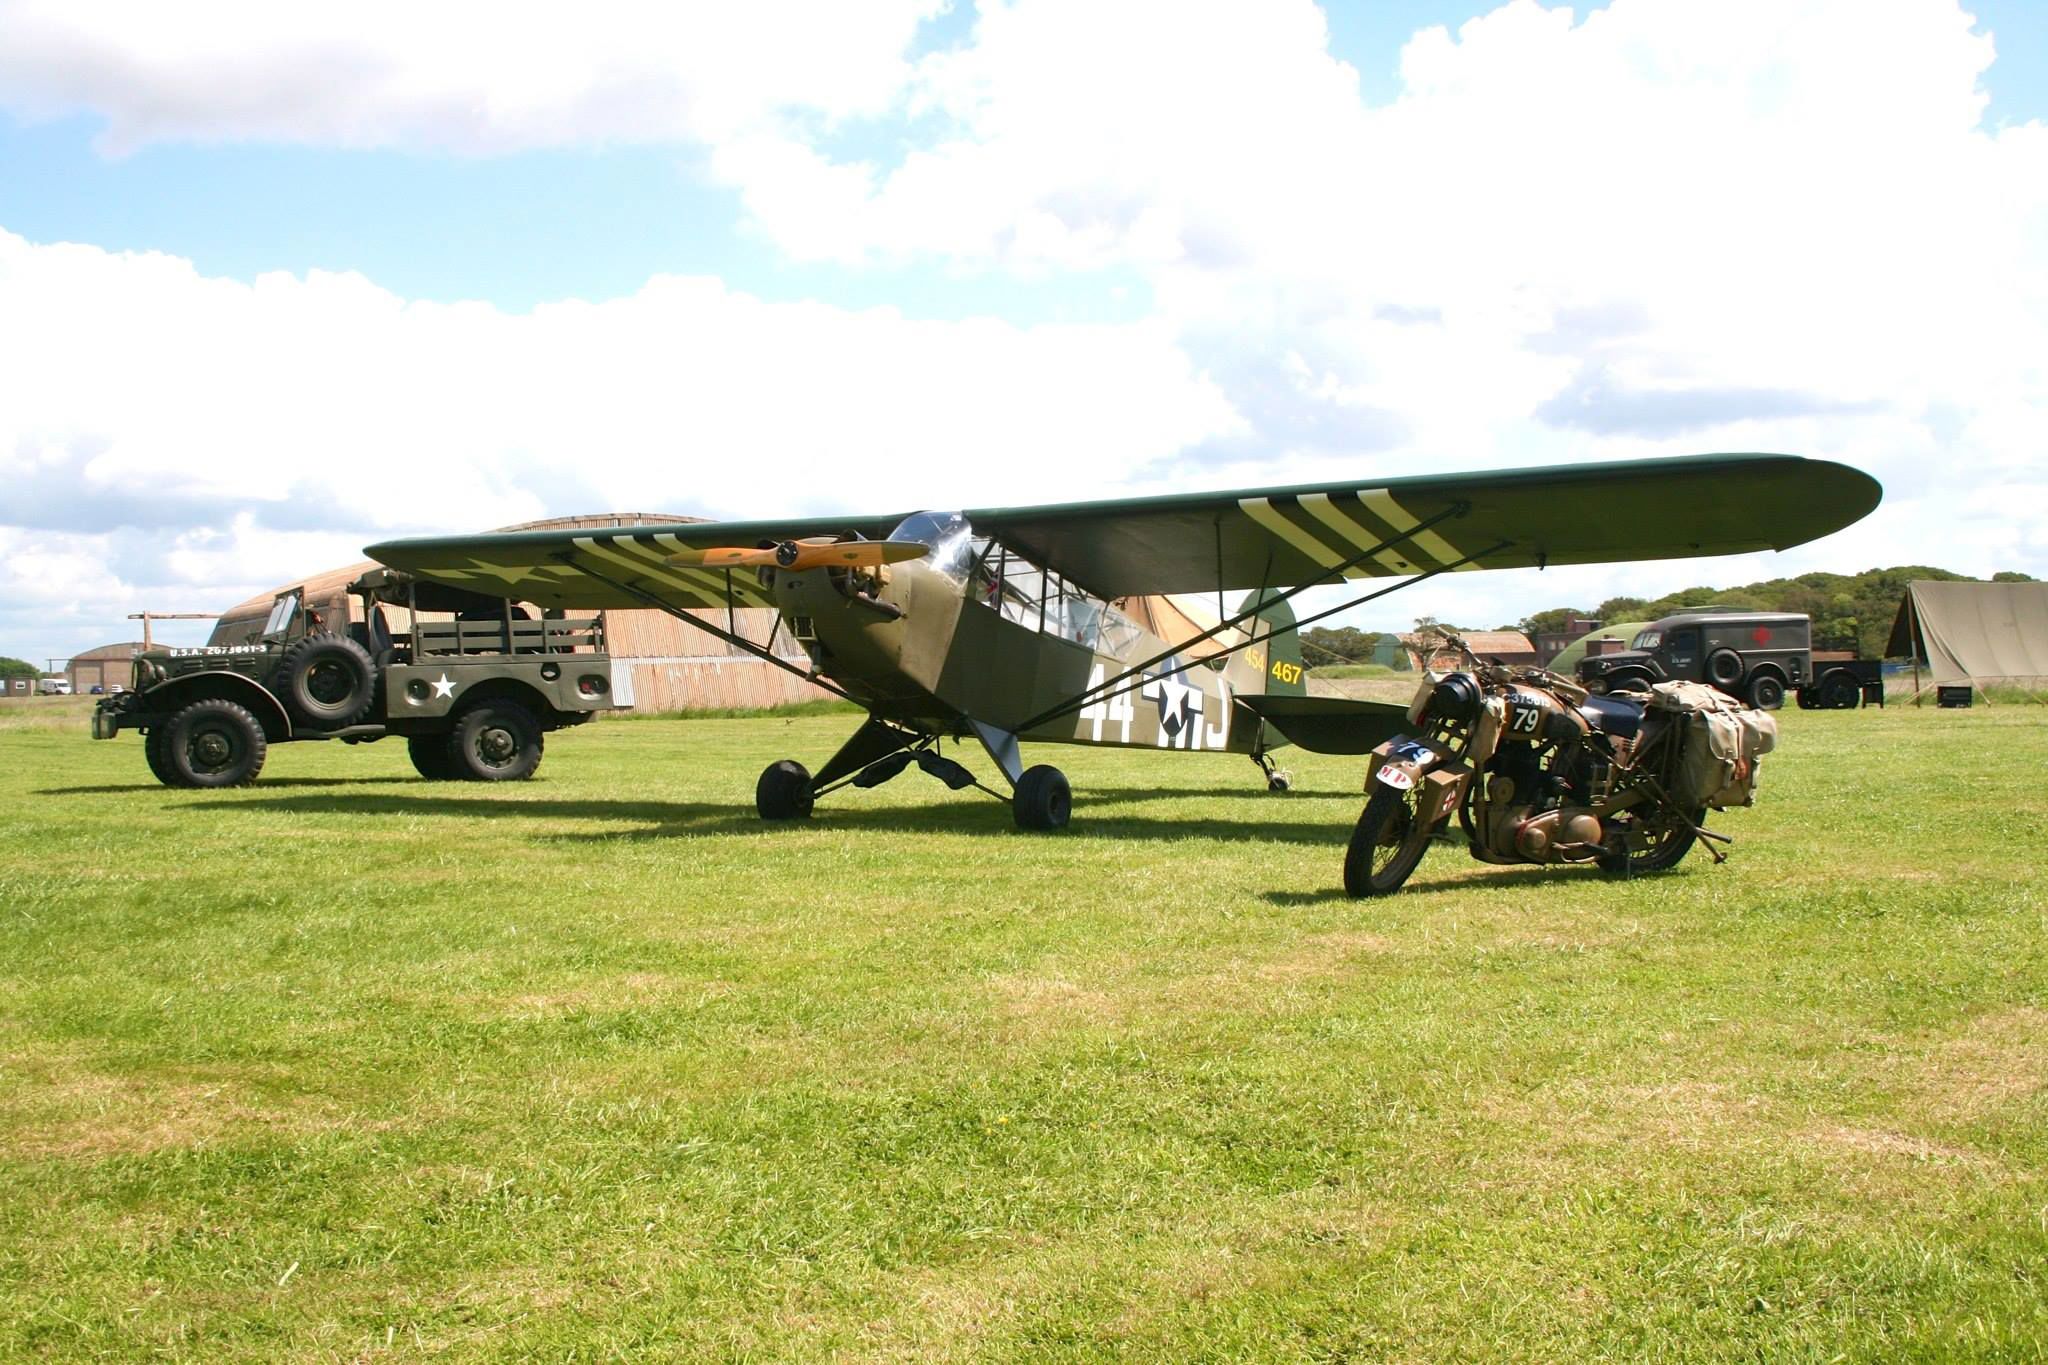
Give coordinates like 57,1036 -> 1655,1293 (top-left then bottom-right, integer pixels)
1820,673 -> 1861,710
162,698 -> 267,788
276,632 -> 376,728
143,726 -> 179,787
756,759 -> 815,820
1013,764 -> 1072,832
1606,670 -> 1655,696
1343,782 -> 1433,897
1267,772 -> 1292,793
445,701 -> 543,781
407,734 -> 461,781
1597,804 -> 1705,876
1706,649 -> 1744,690
1746,672 -> 1786,710
1796,688 -> 1819,710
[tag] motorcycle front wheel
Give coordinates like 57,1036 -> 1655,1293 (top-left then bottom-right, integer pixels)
1344,783 -> 1434,897
1596,803 -> 1706,876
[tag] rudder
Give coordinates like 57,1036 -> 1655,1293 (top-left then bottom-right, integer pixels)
1238,591 -> 1306,696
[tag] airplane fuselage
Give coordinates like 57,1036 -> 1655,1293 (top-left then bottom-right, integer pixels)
770,561 -> 1271,753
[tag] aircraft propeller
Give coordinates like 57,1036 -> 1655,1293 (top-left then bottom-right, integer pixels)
665,538 -> 930,571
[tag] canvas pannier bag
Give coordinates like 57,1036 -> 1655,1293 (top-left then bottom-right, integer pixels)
1648,681 -> 1779,809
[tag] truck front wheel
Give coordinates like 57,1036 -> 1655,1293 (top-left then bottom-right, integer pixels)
163,698 -> 268,788
143,727 -> 177,786
407,734 -> 461,781
446,701 -> 543,781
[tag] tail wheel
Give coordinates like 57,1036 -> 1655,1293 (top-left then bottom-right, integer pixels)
1597,804 -> 1704,876
1013,765 -> 1072,832
1343,783 -> 1433,897
276,633 -> 376,727
446,701 -> 543,781
163,698 -> 268,788
407,734 -> 461,781
756,759 -> 815,820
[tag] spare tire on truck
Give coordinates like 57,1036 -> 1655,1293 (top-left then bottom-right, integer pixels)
275,633 -> 376,728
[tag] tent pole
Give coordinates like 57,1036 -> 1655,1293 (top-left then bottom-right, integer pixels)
1909,590 -> 1922,704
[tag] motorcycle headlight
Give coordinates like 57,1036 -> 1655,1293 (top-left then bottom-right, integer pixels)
1428,673 -> 1483,725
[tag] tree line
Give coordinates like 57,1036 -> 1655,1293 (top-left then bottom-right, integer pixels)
1300,565 -> 2037,666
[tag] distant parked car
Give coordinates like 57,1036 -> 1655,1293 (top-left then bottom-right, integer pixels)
89,684 -> 105,695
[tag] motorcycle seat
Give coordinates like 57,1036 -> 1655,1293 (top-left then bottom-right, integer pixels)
1577,693 -> 1643,738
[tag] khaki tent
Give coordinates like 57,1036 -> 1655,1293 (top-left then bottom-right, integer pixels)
1886,581 -> 2048,689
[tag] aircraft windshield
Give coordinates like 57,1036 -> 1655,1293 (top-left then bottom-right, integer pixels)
889,511 -> 976,585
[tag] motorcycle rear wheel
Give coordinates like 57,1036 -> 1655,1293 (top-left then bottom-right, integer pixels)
1596,803 -> 1706,876
1344,784 -> 1434,897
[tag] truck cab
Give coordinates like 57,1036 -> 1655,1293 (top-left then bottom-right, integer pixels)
1578,610 -> 1809,709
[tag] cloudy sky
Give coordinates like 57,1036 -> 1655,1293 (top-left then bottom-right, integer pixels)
2,0 -> 2044,664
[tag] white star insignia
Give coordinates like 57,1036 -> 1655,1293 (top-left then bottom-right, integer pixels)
431,673 -> 457,699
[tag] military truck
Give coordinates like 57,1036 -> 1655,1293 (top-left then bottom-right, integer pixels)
1576,609 -> 1811,709
91,568 -> 630,787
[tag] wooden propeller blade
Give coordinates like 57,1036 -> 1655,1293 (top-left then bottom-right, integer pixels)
666,539 -> 930,570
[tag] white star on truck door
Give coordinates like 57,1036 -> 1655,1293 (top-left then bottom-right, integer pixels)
431,674 -> 456,698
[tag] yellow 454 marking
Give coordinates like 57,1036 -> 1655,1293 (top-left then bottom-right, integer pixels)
1270,660 -> 1303,686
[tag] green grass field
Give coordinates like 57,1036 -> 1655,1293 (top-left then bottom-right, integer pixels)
2,700 -> 2044,1360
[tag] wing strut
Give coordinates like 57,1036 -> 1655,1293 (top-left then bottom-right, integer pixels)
1011,500 -> 1493,733
553,552 -> 863,705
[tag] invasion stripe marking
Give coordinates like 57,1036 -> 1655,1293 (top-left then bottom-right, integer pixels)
1239,497 -> 1366,578
1356,490 -> 1478,570
572,536 -> 732,605
1298,493 -> 1415,575
612,535 -> 771,606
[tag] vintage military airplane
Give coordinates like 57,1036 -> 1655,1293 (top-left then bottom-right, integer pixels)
365,453 -> 1879,830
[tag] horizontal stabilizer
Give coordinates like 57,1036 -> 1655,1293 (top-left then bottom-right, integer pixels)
1236,695 -> 1410,755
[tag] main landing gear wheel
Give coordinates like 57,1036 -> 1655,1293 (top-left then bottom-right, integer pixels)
446,701 -> 544,781
1012,764 -> 1071,832
757,759 -> 815,820
1343,784 -> 1432,897
407,734 -> 461,781
162,697 -> 268,788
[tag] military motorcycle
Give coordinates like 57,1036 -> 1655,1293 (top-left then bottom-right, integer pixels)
1344,631 -> 1768,897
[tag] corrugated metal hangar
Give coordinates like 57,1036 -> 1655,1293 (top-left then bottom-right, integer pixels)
210,513 -> 832,714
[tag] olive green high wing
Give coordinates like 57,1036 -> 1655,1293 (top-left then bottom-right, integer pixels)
963,452 -> 1880,599
363,453 -> 1879,608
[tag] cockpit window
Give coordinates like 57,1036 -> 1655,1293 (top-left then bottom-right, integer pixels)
889,510 -> 976,586
1630,628 -> 1663,650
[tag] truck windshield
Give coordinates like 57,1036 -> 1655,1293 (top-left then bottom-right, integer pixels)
262,593 -> 301,641
1631,628 -> 1663,650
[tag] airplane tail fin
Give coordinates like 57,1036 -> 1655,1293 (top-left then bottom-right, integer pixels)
1238,591 -> 1306,696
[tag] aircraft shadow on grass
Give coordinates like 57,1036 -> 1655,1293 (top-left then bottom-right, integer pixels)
182,787 -> 1363,849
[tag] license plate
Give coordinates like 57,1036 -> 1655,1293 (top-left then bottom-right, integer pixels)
1375,764 -> 1414,790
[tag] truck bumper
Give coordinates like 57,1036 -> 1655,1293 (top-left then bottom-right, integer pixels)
90,706 -> 122,739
